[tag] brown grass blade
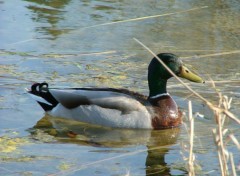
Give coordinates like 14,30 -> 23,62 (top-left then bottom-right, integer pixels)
81,6 -> 208,29
188,101 -> 195,176
182,50 -> 240,59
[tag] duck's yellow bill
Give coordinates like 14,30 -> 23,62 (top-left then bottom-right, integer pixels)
178,66 -> 204,83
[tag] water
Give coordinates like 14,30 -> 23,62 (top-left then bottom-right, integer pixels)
0,0 -> 240,175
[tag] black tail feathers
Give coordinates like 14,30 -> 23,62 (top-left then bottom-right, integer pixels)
28,82 -> 58,111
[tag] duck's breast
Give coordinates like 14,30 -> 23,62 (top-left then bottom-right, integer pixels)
149,94 -> 182,129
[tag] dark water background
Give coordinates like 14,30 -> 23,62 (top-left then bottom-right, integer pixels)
0,0 -> 239,175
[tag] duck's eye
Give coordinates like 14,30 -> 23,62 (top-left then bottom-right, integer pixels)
185,69 -> 189,73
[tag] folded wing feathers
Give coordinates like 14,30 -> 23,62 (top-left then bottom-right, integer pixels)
49,89 -> 146,113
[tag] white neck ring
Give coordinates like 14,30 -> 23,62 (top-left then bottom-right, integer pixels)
149,93 -> 169,99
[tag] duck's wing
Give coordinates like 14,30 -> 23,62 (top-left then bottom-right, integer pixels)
49,88 -> 147,114
27,83 -> 148,114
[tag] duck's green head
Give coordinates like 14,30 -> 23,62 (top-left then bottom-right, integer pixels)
148,53 -> 204,97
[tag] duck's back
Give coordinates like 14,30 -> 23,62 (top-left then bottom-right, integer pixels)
28,83 -> 153,129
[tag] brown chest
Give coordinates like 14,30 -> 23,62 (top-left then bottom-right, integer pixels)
148,95 -> 182,129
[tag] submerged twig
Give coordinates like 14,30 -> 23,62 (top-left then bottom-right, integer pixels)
81,6 -> 208,29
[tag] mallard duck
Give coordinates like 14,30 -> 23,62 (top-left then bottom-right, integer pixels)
27,53 -> 203,129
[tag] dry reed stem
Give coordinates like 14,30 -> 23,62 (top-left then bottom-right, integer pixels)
188,101 -> 195,176
205,80 -> 240,84
228,134 -> 240,150
230,153 -> 237,176
211,90 -> 237,176
167,80 -> 240,89
169,49 -> 239,53
42,51 -> 116,58
213,90 -> 226,175
72,50 -> 116,56
215,141 -> 225,175
216,113 -> 228,175
81,6 -> 208,30
182,50 -> 240,59
6,39 -> 35,45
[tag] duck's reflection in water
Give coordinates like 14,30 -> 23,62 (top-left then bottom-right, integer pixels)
32,114 -> 180,175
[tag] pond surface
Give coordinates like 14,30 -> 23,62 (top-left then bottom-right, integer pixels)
0,0 -> 240,175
